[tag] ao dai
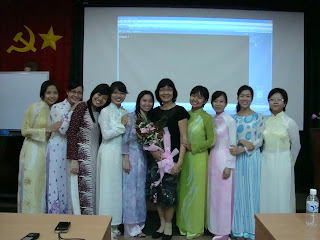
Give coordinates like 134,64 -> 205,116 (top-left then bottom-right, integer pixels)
177,108 -> 214,237
122,112 -> 148,236
207,112 -> 236,238
232,113 -> 264,240
96,102 -> 128,225
66,102 -> 100,215
46,99 -> 72,214
260,112 -> 300,213
18,101 -> 50,213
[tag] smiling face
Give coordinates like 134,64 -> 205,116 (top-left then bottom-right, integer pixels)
238,89 -> 253,110
91,92 -> 108,109
190,92 -> 207,111
268,92 -> 286,115
111,88 -> 126,107
212,95 -> 227,115
159,86 -> 174,104
140,94 -> 153,114
43,85 -> 59,107
67,86 -> 83,105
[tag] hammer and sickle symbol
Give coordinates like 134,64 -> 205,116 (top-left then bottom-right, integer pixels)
7,25 -> 37,53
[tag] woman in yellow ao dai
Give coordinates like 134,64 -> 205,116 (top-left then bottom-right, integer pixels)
18,80 -> 61,213
260,88 -> 301,213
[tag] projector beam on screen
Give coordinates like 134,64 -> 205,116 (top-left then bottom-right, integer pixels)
83,7 -> 304,130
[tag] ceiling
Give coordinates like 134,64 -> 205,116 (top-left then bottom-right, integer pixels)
81,0 -> 318,12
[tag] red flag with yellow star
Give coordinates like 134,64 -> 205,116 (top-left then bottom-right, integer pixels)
0,0 -> 73,99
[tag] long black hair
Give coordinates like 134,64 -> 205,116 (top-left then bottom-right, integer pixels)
135,90 -> 154,118
236,85 -> 254,112
87,84 -> 110,122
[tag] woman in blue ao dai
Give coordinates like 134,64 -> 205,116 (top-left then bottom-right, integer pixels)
230,85 -> 264,240
122,91 -> 155,237
46,82 -> 83,214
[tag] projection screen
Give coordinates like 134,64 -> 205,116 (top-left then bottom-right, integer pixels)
83,7 -> 304,129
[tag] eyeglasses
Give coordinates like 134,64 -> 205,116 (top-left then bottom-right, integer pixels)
268,98 -> 284,103
70,90 -> 83,95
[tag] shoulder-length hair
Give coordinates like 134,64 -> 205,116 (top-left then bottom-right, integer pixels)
40,80 -> 57,99
155,78 -> 178,105
190,85 -> 209,101
68,81 -> 83,91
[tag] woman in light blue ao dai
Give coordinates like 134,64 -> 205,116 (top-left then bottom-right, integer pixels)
230,85 -> 264,240
122,91 -> 154,237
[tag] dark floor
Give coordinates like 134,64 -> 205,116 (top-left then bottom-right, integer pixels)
0,192 -> 308,213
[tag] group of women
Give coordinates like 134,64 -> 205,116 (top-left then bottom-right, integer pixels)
17,78 -> 300,240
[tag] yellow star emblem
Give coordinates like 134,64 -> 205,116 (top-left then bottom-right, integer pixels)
39,26 -> 63,50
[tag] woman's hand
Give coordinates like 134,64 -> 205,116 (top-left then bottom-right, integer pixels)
150,150 -> 162,162
181,139 -> 191,151
70,160 -> 79,175
123,155 -> 130,174
171,162 -> 182,175
223,167 -> 231,179
229,145 -> 245,156
46,120 -> 62,133
121,114 -> 129,126
238,140 -> 254,151
69,101 -> 82,112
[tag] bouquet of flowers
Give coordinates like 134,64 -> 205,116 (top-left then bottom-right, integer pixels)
136,115 -> 164,149
136,114 -> 179,187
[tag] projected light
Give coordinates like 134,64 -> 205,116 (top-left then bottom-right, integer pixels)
117,16 -> 272,115
83,8 -> 304,129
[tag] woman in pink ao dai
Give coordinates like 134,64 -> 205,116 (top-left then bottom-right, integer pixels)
207,91 -> 236,240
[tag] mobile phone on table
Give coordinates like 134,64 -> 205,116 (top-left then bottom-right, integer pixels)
21,233 -> 40,240
54,221 -> 71,233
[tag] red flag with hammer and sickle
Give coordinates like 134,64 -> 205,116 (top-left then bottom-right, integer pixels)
0,0 -> 73,100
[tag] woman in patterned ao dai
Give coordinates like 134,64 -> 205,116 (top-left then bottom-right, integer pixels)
96,81 -> 129,238
18,80 -> 61,213
207,91 -> 236,240
67,84 -> 110,215
230,85 -> 264,240
260,88 -> 300,213
46,82 -> 83,214
122,91 -> 154,237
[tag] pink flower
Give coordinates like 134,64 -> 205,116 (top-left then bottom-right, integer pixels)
141,125 -> 155,133
136,114 -> 164,149
311,113 -> 320,120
